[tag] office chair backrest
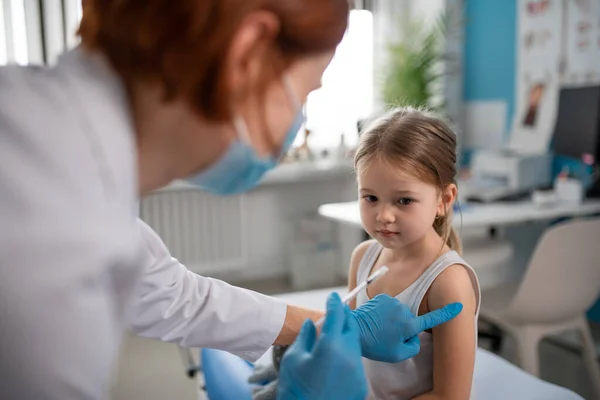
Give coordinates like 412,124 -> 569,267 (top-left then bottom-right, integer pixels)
505,218 -> 600,323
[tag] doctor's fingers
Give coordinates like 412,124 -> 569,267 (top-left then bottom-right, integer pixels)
401,335 -> 421,359
343,304 -> 360,335
416,302 -> 463,333
293,319 -> 317,353
321,292 -> 346,337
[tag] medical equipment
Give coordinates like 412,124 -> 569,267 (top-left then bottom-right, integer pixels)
314,266 -> 389,329
187,75 -> 304,195
551,86 -> 600,198
464,150 -> 552,202
555,176 -> 584,204
531,189 -> 557,208
552,86 -> 600,163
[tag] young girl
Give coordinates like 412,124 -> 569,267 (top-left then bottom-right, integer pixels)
349,107 -> 480,400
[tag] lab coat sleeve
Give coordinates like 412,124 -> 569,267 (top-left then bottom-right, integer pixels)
128,219 -> 288,362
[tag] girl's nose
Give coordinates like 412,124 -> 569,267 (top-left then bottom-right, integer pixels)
376,204 -> 396,224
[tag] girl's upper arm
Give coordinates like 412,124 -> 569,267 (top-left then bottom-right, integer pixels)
347,240 -> 373,310
425,264 -> 478,400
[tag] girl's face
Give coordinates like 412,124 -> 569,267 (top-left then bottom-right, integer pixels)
357,157 -> 454,250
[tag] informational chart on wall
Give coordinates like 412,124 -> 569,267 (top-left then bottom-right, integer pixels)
562,0 -> 600,87
509,0 -> 563,154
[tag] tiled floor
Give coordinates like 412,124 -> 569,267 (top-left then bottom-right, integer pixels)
108,278 -> 303,400
108,334 -> 200,400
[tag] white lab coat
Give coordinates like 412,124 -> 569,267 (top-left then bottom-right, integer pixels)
0,48 -> 287,399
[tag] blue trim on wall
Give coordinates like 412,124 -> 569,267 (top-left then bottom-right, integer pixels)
463,0 -> 517,132
589,300 -> 600,323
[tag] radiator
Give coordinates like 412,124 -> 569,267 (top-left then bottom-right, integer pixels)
140,188 -> 247,273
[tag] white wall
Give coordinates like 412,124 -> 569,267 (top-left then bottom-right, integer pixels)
218,177 -> 363,283
143,171 -> 365,285
410,0 -> 445,23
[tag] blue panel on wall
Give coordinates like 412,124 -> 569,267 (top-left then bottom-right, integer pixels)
588,299 -> 600,323
463,0 -> 517,132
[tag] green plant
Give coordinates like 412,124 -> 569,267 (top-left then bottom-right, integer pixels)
382,15 -> 447,111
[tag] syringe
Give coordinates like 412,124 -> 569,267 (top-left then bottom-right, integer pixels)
315,265 -> 389,329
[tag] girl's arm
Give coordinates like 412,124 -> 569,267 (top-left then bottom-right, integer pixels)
413,265 -> 478,400
347,240 -> 373,310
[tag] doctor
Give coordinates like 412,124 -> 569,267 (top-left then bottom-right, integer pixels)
0,1 -> 462,399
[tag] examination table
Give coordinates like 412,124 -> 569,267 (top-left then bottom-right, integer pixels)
199,287 -> 585,400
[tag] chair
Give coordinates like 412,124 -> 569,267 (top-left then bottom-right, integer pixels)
461,230 -> 516,291
461,228 -> 515,351
480,218 -> 600,398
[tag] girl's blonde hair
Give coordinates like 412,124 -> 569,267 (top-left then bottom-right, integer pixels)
354,107 -> 462,254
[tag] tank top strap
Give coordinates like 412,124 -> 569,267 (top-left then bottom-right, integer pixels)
403,251 -> 479,316
356,240 -> 384,284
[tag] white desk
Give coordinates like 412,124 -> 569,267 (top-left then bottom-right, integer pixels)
318,200 -> 600,229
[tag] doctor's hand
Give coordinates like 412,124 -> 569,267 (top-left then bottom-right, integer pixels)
276,293 -> 367,400
352,294 -> 463,363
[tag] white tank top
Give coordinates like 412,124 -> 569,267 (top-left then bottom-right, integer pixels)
356,241 -> 481,400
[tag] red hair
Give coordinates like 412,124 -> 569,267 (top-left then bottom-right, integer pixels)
78,0 -> 349,121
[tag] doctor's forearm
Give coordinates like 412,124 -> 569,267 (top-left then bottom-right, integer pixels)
274,305 -> 324,345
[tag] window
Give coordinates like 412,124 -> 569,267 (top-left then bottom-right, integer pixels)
11,0 -> 28,65
64,0 -> 83,50
0,4 -> 6,65
1,4 -> 375,140
0,0 -> 29,66
0,0 -> 84,67
295,9 -> 374,149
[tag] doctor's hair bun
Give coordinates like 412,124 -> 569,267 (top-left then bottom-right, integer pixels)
78,0 -> 349,122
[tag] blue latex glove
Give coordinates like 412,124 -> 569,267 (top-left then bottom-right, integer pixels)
352,294 -> 463,362
277,293 -> 367,400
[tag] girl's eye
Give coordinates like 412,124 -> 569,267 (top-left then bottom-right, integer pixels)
363,195 -> 378,203
398,197 -> 413,206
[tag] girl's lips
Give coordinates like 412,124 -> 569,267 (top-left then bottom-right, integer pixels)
377,230 -> 399,237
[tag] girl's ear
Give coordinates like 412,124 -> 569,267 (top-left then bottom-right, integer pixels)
437,184 -> 457,216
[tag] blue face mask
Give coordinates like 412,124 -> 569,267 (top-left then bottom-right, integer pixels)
187,76 -> 304,195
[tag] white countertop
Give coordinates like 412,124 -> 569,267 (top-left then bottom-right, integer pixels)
318,200 -> 600,229
156,158 -> 355,192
